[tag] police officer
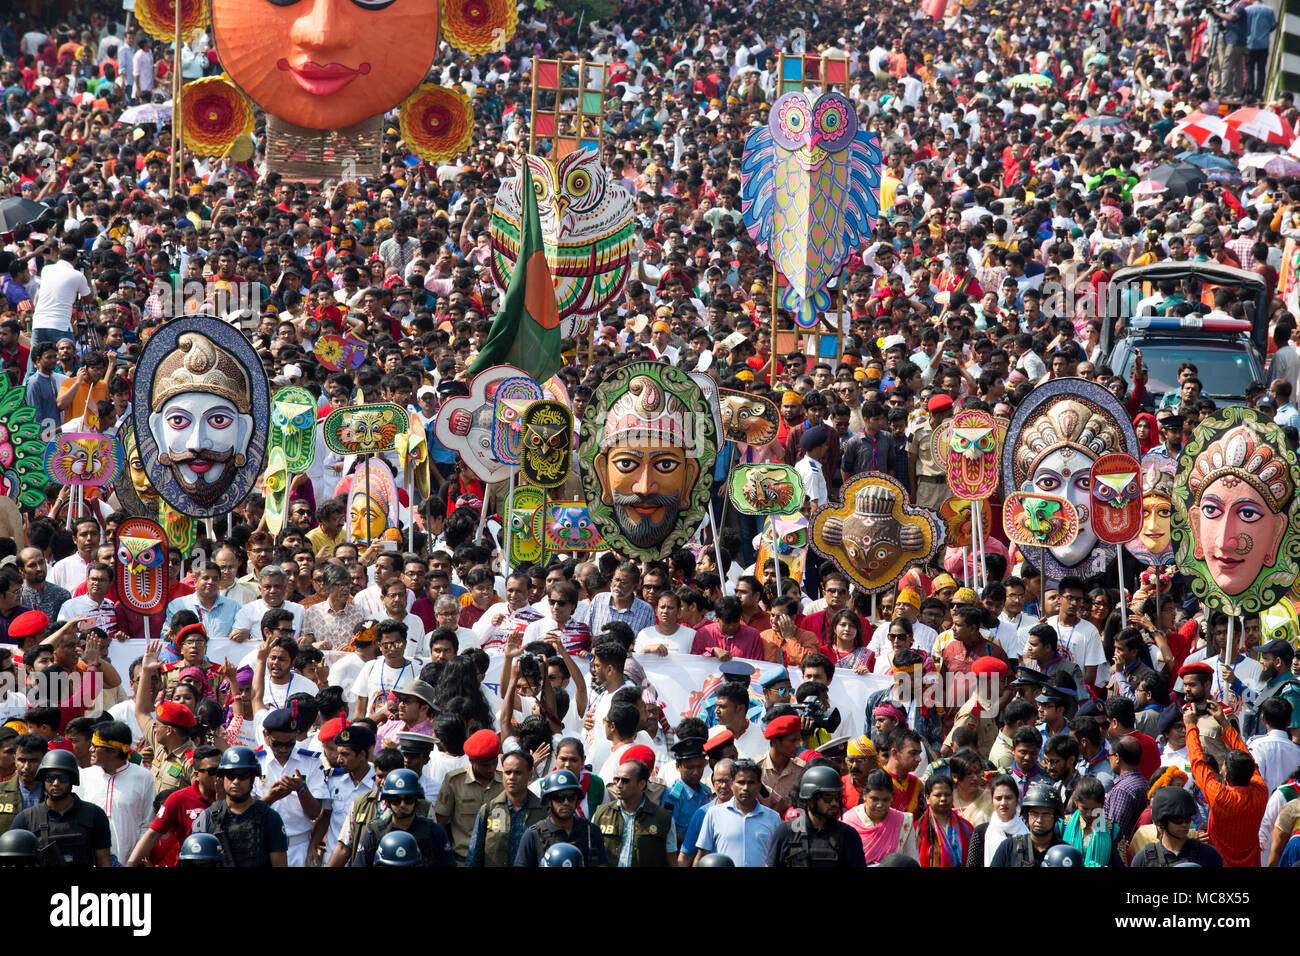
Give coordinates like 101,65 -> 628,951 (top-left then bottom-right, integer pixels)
327,749 -> 432,867
191,746 -> 290,867
514,770 -> 610,867
466,748 -> 546,867
311,723 -> 375,866
0,828 -> 38,867
354,769 -> 454,867
765,764 -> 867,867
1131,786 -> 1225,867
177,833 -> 223,868
539,843 -> 584,867
1041,845 -> 1084,867
375,830 -> 421,867
256,704 -> 327,867
989,783 -> 1069,867
10,750 -> 112,866
696,852 -> 735,867
592,756 -> 676,867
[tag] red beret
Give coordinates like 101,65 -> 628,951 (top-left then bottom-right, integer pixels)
971,656 -> 1008,677
47,739 -> 75,753
1178,661 -> 1214,678
703,727 -> 734,752
764,714 -> 803,739
8,610 -> 48,641
318,717 -> 347,743
175,622 -> 208,645
155,701 -> 197,729
463,728 -> 500,762
927,394 -> 954,414
621,744 -> 656,773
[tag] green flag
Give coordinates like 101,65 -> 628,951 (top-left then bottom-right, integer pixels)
465,159 -> 562,383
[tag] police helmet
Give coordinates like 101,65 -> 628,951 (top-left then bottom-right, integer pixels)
696,853 -> 736,867
539,843 -> 585,867
376,829 -> 421,866
1150,785 -> 1198,826
538,769 -> 583,801
1041,844 -> 1084,868
0,829 -> 38,862
1019,783 -> 1062,817
177,833 -> 223,866
36,749 -> 80,786
797,765 -> 844,802
380,768 -> 423,799
218,746 -> 260,774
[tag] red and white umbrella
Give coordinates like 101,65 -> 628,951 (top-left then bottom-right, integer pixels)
1166,111 -> 1239,151
1224,107 -> 1295,148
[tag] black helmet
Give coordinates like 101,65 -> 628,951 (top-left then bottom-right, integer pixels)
0,829 -> 38,862
538,769 -> 583,801
696,853 -> 736,867
376,830 -> 421,866
177,833 -> 222,865
1041,844 -> 1084,868
1019,783 -> 1062,817
539,843 -> 585,867
1150,785 -> 1198,826
218,746 -> 260,774
36,749 -> 79,786
797,765 -> 844,802
380,768 -> 423,799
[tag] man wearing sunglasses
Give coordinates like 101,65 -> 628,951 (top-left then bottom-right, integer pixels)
514,769 -> 609,867
1131,784 -> 1223,867
191,746 -> 288,867
11,749 -> 112,867
354,768 -> 454,867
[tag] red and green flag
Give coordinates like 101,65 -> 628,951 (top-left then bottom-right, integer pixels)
465,158 -> 562,383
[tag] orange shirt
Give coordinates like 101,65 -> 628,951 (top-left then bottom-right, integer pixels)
56,377 -> 107,426
759,626 -> 820,665
1188,724 -> 1269,868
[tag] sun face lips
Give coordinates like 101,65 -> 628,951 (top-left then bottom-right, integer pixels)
276,58 -> 371,96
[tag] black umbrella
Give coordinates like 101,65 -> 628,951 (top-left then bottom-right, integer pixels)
0,197 -> 51,233
1140,161 -> 1208,198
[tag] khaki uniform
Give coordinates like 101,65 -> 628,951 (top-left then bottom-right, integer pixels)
909,419 -> 950,512
434,767 -> 503,862
0,776 -> 22,836
143,718 -> 194,795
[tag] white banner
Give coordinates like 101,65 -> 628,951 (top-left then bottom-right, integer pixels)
108,637 -> 247,682
483,650 -> 889,740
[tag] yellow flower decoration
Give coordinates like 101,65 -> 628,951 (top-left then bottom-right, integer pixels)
181,75 -> 254,157
399,84 -> 473,164
135,0 -> 210,44
440,0 -> 518,55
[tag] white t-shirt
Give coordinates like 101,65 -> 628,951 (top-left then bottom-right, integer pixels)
1044,616 -> 1105,671
233,599 -> 305,642
31,259 -> 91,332
259,672 -> 319,709
634,624 -> 697,655
328,653 -> 368,706
350,657 -> 418,714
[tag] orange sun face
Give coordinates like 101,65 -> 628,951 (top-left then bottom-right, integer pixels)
211,0 -> 440,130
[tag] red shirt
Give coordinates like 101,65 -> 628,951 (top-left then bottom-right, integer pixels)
1132,731 -> 1162,781
459,602 -> 489,630
690,621 -> 764,662
149,780 -> 214,867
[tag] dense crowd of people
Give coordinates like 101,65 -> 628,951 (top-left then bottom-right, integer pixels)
0,0 -> 1298,869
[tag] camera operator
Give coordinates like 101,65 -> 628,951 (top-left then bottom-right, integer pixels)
1206,0 -> 1249,103
793,681 -> 841,750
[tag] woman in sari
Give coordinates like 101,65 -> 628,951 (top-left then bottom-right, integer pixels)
950,749 -> 993,826
821,608 -> 870,672
916,774 -> 974,867
841,768 -> 917,864
966,774 -> 1027,867
1061,776 -> 1127,866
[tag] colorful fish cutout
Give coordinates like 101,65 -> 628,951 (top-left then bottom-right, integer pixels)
264,447 -> 290,536
718,388 -> 780,447
728,464 -> 804,515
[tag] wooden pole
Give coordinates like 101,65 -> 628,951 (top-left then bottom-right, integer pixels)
770,262 -> 779,388
171,6 -> 183,194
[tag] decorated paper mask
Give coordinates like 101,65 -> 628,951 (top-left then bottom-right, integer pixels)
811,474 -> 942,594
264,447 -> 290,537
507,486 -> 547,566
394,428 -> 431,500
1003,492 -> 1080,550
434,365 -> 525,484
322,403 -> 409,456
347,459 -> 400,544
0,383 -> 48,509
690,372 -> 724,441
544,501 -> 606,552
491,375 -> 545,465
44,433 -> 116,486
160,501 -> 197,554
1129,457 -> 1176,567
115,517 -> 169,615
132,316 -> 269,518
1089,452 -> 1142,545
1172,408 -> 1300,614
1003,377 -> 1137,579
718,389 -> 780,447
113,427 -> 161,517
578,363 -> 717,561
937,497 -> 992,549
270,386 -> 318,473
521,401 -> 574,489
932,410 -> 1006,500
1261,597 -> 1300,651
314,334 -> 368,372
755,514 -> 811,585
728,464 -> 804,515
